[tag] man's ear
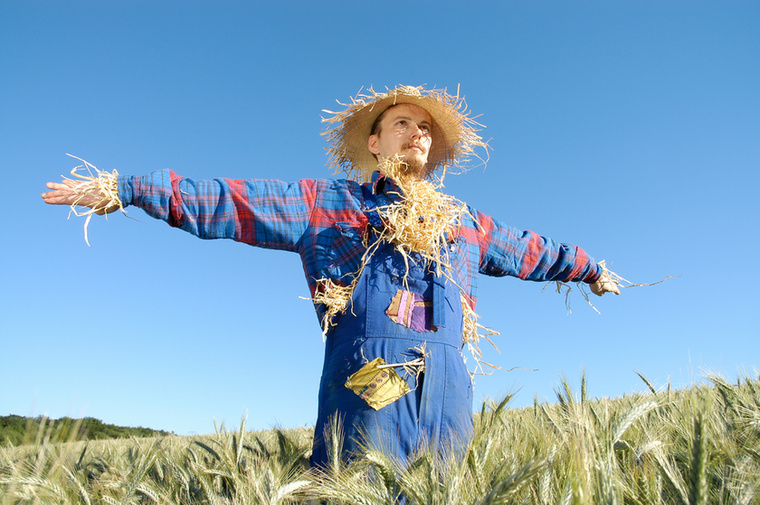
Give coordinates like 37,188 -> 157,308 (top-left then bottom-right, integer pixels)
368,134 -> 380,156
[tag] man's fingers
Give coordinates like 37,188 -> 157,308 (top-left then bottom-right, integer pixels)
600,280 -> 620,296
589,278 -> 621,297
42,181 -> 84,206
43,181 -> 76,196
44,182 -> 65,192
41,193 -> 74,205
45,180 -> 77,191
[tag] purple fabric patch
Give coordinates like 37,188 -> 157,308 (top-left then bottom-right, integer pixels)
386,289 -> 432,332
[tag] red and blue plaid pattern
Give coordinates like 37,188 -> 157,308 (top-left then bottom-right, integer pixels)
118,170 -> 601,324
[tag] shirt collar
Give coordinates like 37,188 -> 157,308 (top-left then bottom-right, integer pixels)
370,170 -> 404,199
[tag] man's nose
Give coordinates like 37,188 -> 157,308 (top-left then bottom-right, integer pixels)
409,123 -> 425,138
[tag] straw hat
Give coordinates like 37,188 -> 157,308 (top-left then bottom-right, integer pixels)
322,85 -> 487,182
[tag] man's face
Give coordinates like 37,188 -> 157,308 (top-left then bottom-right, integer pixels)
368,103 -> 433,179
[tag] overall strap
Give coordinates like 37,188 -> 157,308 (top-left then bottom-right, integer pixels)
361,183 -> 384,229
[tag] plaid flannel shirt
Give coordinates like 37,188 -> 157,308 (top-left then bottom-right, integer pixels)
118,170 -> 601,324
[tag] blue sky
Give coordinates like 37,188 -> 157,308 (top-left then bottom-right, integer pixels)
2,1 -> 758,435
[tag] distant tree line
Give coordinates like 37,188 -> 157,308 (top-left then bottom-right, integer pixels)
0,415 -> 172,446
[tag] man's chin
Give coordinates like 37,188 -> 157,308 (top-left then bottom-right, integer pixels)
401,158 -> 428,179
380,154 -> 429,179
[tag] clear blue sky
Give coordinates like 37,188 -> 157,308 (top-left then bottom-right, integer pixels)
2,1 -> 758,435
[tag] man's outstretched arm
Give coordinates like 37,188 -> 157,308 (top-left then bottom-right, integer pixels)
44,169 -> 319,252
472,209 -> 621,297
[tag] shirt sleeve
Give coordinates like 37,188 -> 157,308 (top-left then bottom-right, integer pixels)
474,209 -> 601,283
118,169 -> 317,252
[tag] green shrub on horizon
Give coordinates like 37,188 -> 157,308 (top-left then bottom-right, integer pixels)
0,414 -> 172,447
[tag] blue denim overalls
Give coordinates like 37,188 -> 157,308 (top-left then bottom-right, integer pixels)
310,223 -> 474,468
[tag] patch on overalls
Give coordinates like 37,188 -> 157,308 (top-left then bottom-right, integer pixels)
345,357 -> 410,410
385,289 -> 432,331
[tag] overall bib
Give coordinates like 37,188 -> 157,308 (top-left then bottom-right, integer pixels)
310,235 -> 474,468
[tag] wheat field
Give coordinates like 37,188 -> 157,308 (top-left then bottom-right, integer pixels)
2,374 -> 759,504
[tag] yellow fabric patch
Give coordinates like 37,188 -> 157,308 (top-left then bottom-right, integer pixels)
345,357 -> 411,410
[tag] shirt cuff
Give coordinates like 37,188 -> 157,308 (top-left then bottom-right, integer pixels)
117,175 -> 133,207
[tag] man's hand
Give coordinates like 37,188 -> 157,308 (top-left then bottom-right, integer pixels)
41,180 -> 115,215
589,277 -> 620,296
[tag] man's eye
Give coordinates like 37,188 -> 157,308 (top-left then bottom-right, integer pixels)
420,125 -> 430,133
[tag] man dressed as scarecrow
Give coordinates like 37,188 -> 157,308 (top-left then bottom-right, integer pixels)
42,85 -> 620,468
